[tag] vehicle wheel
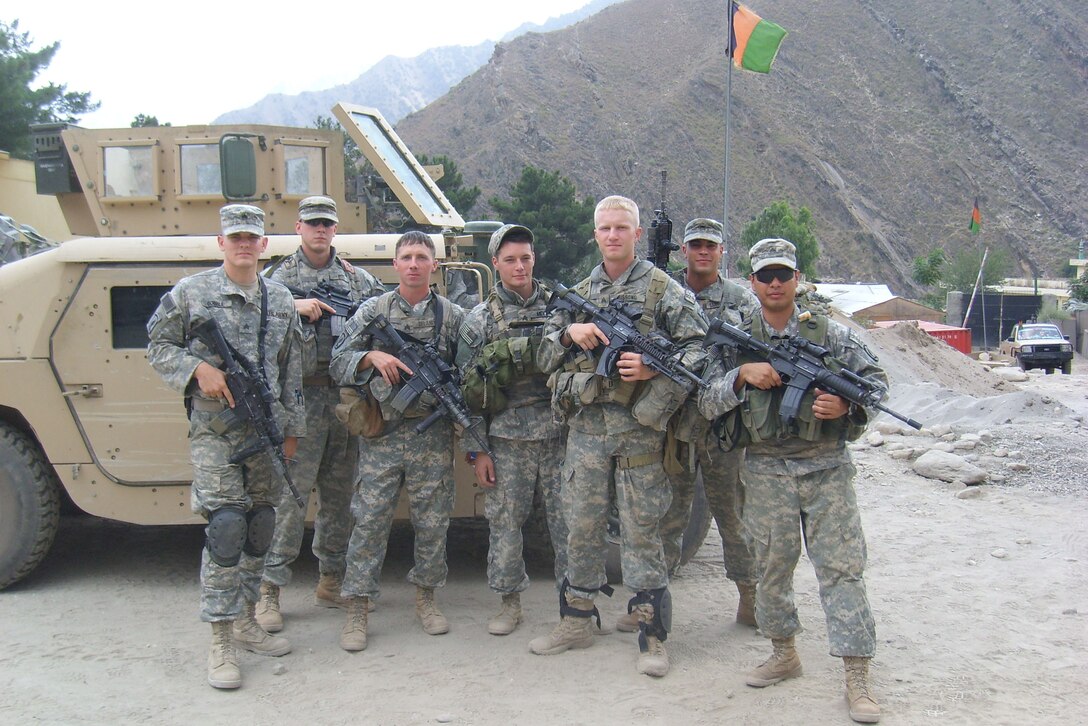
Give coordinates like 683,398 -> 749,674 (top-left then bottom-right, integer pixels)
1061,360 -> 1072,375
1044,367 -> 1054,375
604,475 -> 711,584
0,422 -> 61,590
1016,355 -> 1027,372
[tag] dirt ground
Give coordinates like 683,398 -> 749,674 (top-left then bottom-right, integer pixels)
1,346 -> 1086,725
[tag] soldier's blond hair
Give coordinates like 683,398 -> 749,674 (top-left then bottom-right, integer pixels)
594,195 -> 640,228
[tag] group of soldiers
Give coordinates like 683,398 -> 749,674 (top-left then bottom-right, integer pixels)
147,193 -> 886,724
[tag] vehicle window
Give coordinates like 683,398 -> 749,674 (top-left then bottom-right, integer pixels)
180,144 -> 222,195
103,145 -> 155,197
283,144 -> 326,195
111,285 -> 173,348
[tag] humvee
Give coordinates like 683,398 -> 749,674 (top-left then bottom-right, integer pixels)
0,103 -> 709,589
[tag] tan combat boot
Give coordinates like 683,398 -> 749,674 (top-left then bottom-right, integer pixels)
615,609 -> 640,633
255,581 -> 283,633
528,595 -> 595,655
746,636 -> 803,687
735,582 -> 757,627
233,601 -> 292,656
844,656 -> 881,723
415,586 -> 450,635
340,596 -> 369,652
207,620 -> 241,690
316,573 -> 374,612
633,603 -> 670,677
488,593 -> 523,636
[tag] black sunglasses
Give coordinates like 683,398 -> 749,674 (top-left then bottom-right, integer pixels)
753,267 -> 795,284
304,219 -> 336,228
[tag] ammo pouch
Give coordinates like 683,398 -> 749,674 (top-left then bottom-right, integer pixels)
335,385 -> 385,439
630,375 -> 689,433
713,408 -> 751,452
462,336 -> 538,415
547,370 -> 600,424
299,323 -> 318,378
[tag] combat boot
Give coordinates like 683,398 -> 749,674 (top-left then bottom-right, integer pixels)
632,602 -> 670,677
207,620 -> 241,690
615,609 -> 640,633
735,582 -> 757,627
316,573 -> 374,612
233,601 -> 292,656
255,581 -> 283,633
844,656 -> 881,723
746,636 -> 803,687
340,596 -> 369,652
528,595 -> 595,655
415,586 -> 450,635
488,593 -> 523,636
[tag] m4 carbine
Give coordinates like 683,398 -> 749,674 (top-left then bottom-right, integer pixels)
189,317 -> 306,508
362,313 -> 494,459
703,318 -> 922,429
286,280 -> 360,337
548,282 -> 707,392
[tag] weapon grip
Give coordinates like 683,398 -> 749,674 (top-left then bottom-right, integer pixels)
415,408 -> 444,434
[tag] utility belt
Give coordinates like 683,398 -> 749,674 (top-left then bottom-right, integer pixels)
190,397 -> 228,413
303,374 -> 336,387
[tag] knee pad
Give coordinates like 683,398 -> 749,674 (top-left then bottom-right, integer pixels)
629,587 -> 672,648
559,578 -> 613,630
206,506 -> 247,567
243,504 -> 276,557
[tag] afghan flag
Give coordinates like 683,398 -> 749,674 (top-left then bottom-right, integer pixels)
729,2 -> 788,73
969,198 -> 981,234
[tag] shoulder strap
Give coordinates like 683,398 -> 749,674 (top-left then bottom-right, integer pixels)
637,267 -> 670,334
487,291 -> 509,333
797,314 -> 829,345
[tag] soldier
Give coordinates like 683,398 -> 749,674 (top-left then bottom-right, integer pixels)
698,238 -> 884,723
256,196 -> 386,632
146,204 -> 305,690
455,224 -> 568,636
329,230 -> 465,652
529,195 -> 708,678
623,218 -> 759,632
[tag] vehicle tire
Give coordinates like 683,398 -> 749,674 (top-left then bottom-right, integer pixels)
1016,354 -> 1027,372
0,422 -> 61,590
604,475 -> 711,584
1061,360 -> 1072,375
1044,367 -> 1054,375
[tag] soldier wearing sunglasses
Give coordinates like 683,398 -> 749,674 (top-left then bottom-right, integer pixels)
698,238 -> 886,724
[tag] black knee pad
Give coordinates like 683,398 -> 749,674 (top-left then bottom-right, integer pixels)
559,578 -> 613,630
206,506 -> 247,567
243,504 -> 275,557
630,587 -> 672,648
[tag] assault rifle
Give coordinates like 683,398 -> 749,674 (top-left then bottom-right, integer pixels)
648,170 -> 678,271
362,314 -> 494,459
286,281 -> 360,337
190,317 -> 306,508
703,318 -> 923,429
548,282 -> 707,392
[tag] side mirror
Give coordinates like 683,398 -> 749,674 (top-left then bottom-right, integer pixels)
219,134 -> 265,201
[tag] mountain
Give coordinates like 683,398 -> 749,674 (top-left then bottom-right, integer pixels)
213,0 -> 621,127
395,0 -> 1088,293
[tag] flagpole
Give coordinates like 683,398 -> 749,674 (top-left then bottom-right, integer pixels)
723,1 -> 735,277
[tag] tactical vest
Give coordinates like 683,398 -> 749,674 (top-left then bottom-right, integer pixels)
730,314 -> 865,445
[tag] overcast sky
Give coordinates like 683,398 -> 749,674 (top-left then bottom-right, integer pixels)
13,0 -> 593,128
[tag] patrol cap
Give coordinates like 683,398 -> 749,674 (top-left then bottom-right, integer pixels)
298,195 -> 339,223
220,204 -> 265,236
749,238 -> 797,272
683,218 -> 724,246
488,223 -> 535,258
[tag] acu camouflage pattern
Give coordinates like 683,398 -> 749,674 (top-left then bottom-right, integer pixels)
330,290 -> 465,599
263,248 -> 385,585
539,259 -> 708,598
658,270 -> 757,581
219,204 -> 265,236
146,267 -> 304,622
455,281 -> 568,593
748,237 -> 797,272
697,306 -> 885,657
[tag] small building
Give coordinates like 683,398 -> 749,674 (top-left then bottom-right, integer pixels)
814,283 -> 944,324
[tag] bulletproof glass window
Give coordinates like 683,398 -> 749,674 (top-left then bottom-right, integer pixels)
180,144 -> 222,196
111,285 -> 172,349
283,144 -> 326,196
103,145 -> 155,198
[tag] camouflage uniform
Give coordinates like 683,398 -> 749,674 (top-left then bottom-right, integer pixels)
455,281 -> 568,593
659,270 -> 759,582
147,267 -> 305,622
264,247 -> 384,585
539,259 -> 708,599
329,289 -> 464,599
698,306 -> 885,657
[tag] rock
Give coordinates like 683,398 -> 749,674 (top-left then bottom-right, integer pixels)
966,558 -> 978,566
931,442 -> 956,453
990,548 -> 1009,559
956,487 -> 983,499
866,432 -> 885,447
978,351 -> 992,361
988,472 -> 1007,484
978,430 -> 993,442
963,454 -> 979,462
953,439 -> 978,451
436,715 -> 454,724
1062,608 -> 1078,616
993,448 -> 1009,458
272,663 -> 288,676
889,448 -> 915,460
1016,538 -> 1032,545
912,450 -> 988,484
1007,462 -> 1030,472
927,424 -> 953,437
875,421 -> 913,436
996,367 -> 1028,381
886,442 -> 906,451
940,432 -> 957,441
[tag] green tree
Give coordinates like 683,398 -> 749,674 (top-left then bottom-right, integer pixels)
131,114 -> 169,128
0,20 -> 98,158
1068,272 -> 1088,303
943,247 -> 1010,293
738,201 -> 820,277
911,248 -> 946,287
416,154 -> 481,217
489,166 -> 596,281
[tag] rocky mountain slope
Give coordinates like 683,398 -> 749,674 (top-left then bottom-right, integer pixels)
395,0 -> 1087,292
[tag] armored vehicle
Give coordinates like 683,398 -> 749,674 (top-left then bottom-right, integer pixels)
0,104 -> 708,589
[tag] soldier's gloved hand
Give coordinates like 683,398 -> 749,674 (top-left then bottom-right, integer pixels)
193,361 -> 235,407
472,452 -> 496,488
